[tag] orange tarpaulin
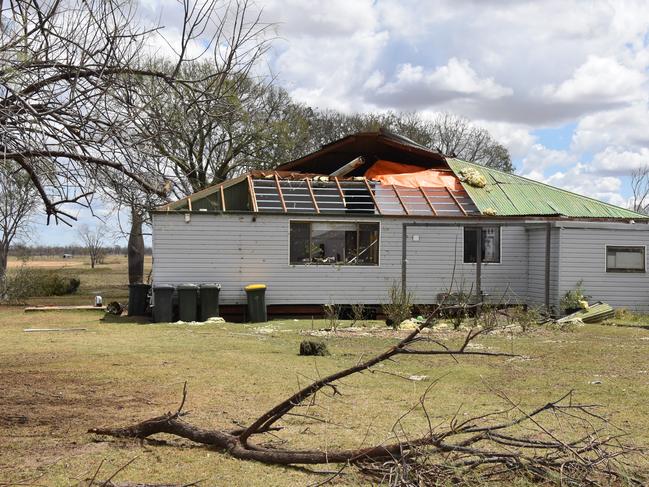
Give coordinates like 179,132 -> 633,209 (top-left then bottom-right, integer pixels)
364,160 -> 462,190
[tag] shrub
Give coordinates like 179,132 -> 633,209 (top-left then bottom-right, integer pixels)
350,303 -> 366,326
323,302 -> 341,331
299,340 -> 329,356
1,265 -> 39,304
1,265 -> 81,304
560,280 -> 587,313
508,306 -> 541,332
382,282 -> 413,329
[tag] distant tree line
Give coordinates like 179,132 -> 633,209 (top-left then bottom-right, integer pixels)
8,244 -> 152,258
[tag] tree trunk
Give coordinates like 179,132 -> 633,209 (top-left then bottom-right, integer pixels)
0,242 -> 8,287
128,206 -> 145,284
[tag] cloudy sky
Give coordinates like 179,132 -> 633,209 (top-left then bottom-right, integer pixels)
37,0 -> 649,245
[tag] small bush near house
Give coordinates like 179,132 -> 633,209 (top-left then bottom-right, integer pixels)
382,283 -> 413,329
508,306 -> 541,332
323,302 -> 341,331
1,265 -> 81,304
560,280 -> 588,314
350,303 -> 366,326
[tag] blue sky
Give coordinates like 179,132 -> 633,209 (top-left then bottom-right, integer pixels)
35,0 -> 649,245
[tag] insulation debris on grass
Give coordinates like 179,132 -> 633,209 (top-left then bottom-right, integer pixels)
556,301 -> 614,325
24,327 -> 87,332
171,317 -> 226,326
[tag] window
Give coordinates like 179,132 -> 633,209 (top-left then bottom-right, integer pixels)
463,227 -> 500,263
606,246 -> 645,273
290,221 -> 379,265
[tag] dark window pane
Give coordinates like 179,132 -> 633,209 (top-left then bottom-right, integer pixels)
606,246 -> 645,272
482,227 -> 500,263
311,222 -> 356,264
464,228 -> 478,263
290,222 -> 380,266
290,222 -> 310,264
464,227 -> 500,264
357,223 -> 380,265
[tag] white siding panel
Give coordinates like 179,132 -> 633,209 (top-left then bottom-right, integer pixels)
152,214 -> 533,306
405,225 -> 528,304
558,226 -> 649,312
152,213 -> 405,305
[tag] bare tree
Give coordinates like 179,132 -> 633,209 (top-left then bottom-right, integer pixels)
132,62 -> 295,197
77,224 -> 106,269
0,0 -> 270,225
0,161 -> 38,283
631,166 -> 649,215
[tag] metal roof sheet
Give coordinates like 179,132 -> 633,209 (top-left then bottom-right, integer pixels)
446,158 -> 647,219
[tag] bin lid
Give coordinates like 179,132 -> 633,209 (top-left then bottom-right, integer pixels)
200,283 -> 221,289
153,284 -> 174,290
129,283 -> 151,289
177,283 -> 199,290
244,283 -> 266,291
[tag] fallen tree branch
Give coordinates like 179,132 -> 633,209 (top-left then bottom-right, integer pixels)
89,304 -> 646,484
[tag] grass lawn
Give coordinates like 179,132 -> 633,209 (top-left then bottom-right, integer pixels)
2,307 -> 649,486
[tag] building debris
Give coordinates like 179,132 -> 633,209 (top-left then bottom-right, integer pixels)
556,301 -> 614,325
24,327 -> 88,332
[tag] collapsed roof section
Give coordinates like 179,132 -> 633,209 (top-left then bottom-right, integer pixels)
275,129 -> 447,175
158,130 -> 647,220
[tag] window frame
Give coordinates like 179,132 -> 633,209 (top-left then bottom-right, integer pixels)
463,225 -> 502,265
605,245 -> 646,273
288,219 -> 381,267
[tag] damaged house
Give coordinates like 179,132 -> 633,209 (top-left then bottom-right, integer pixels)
152,130 -> 649,317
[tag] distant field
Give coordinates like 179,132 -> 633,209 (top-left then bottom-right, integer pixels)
6,255 -> 152,306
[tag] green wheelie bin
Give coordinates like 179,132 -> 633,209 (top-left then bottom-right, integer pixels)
178,283 -> 199,322
199,283 -> 221,321
153,284 -> 174,323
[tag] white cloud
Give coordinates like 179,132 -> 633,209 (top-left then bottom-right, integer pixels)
366,58 -> 512,109
571,102 -> 649,153
590,147 -> 649,176
542,56 -> 646,103
476,121 -> 536,159
520,144 -> 577,173
539,165 -> 627,207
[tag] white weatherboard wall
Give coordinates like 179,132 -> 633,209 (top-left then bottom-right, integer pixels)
404,225 -> 528,304
557,222 -> 649,312
153,213 -> 534,306
526,227 -> 561,311
153,212 -> 405,305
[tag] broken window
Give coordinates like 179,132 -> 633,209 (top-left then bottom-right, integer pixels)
289,221 -> 380,265
606,246 -> 645,273
463,226 -> 500,263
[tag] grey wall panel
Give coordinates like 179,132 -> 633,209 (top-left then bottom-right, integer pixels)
152,213 -> 405,305
404,225 -> 528,304
558,225 -> 649,311
152,213 -> 532,306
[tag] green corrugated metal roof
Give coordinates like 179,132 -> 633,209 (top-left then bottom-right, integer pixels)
446,158 -> 647,219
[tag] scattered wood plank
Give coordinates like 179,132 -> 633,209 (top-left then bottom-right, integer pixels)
24,305 -> 106,313
24,327 -> 88,332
